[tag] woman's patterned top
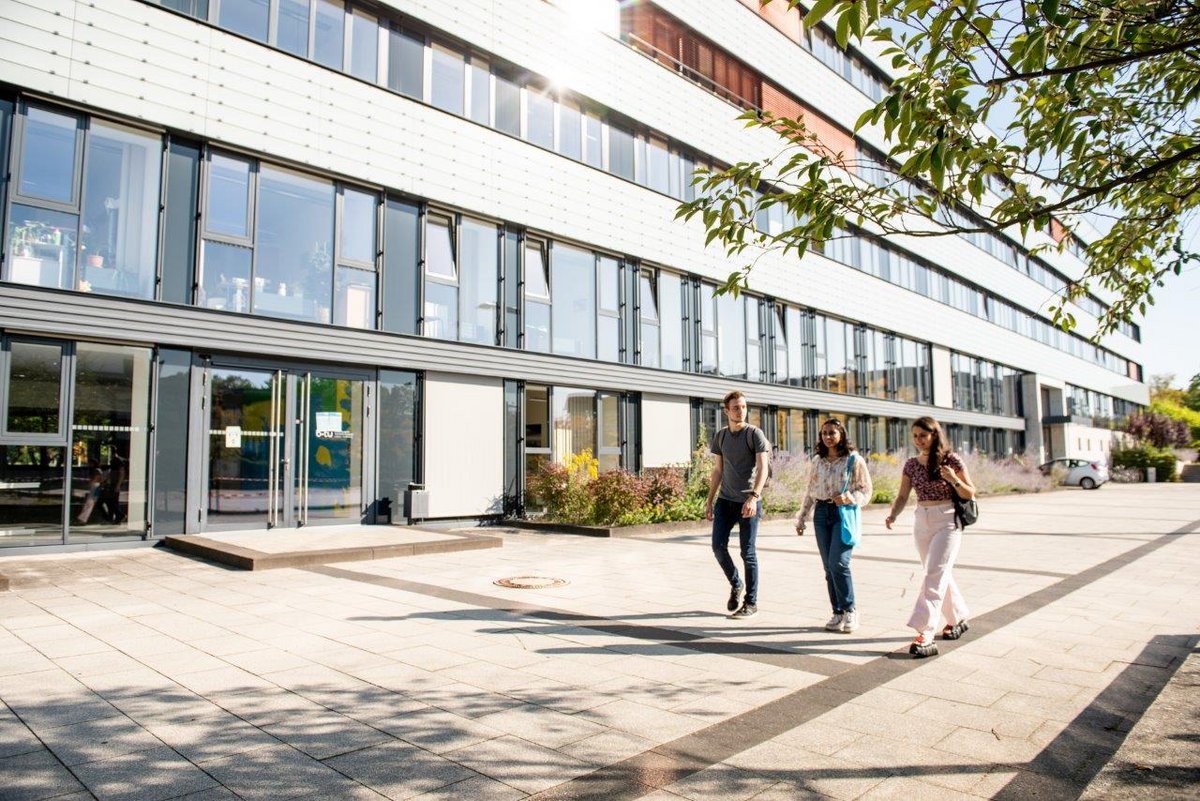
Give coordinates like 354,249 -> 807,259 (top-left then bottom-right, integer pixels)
796,453 -> 873,524
903,453 -> 964,501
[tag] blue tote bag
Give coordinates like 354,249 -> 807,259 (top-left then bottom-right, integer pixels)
838,453 -> 861,547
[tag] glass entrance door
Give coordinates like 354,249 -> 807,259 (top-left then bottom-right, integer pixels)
206,367 -> 288,530
205,366 -> 367,531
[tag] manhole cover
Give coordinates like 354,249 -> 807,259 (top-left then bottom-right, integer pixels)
494,576 -> 568,589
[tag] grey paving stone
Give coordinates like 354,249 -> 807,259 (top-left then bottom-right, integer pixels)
69,745 -> 217,801
0,748 -> 86,801
0,712 -> 43,760
323,739 -> 479,799
38,714 -> 165,766
138,712 -> 279,763
445,734 -> 594,794
200,743 -> 345,801
260,710 -> 393,760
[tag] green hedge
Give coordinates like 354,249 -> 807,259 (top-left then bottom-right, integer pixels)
1112,444 -> 1178,482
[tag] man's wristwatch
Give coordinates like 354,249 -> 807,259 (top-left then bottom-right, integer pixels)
748,492 -> 760,499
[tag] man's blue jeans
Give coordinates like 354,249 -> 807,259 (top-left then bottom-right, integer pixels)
712,497 -> 760,605
813,500 -> 855,613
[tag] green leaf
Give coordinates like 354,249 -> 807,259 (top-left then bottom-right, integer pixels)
803,0 -> 838,29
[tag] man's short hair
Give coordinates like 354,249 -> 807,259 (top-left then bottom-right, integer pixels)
723,390 -> 746,408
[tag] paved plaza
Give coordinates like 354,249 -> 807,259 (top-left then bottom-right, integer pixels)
1,483 -> 1198,800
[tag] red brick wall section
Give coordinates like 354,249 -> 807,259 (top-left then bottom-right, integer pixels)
738,0 -> 804,44
761,83 -> 856,160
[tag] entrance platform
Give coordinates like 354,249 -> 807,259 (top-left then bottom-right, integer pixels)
162,524 -> 501,570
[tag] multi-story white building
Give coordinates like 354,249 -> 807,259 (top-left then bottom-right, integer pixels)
0,0 -> 1148,552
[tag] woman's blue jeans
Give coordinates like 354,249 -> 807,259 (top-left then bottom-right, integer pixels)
813,500 -> 855,613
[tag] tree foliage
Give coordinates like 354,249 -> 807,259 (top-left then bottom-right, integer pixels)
678,0 -> 1200,336
1125,410 -> 1192,448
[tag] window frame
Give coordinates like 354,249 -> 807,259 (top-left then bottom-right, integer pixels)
0,335 -> 72,445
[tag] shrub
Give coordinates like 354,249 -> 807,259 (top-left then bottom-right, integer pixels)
527,450 -> 597,524
1112,443 -> 1179,481
867,452 -> 902,503
762,451 -> 811,513
642,467 -> 686,508
589,469 -> 648,526
1126,411 -> 1191,448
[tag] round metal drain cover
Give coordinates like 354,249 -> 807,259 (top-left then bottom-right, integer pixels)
494,576 -> 568,589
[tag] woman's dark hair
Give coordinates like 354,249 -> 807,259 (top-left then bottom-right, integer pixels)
912,415 -> 950,479
816,419 -> 854,458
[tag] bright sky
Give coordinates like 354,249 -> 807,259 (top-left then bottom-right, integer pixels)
1139,219 -> 1200,388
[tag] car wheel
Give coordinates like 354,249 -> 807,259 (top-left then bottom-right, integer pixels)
1080,477 -> 1096,490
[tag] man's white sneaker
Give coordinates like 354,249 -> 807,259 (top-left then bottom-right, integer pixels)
824,613 -> 843,632
841,609 -> 860,633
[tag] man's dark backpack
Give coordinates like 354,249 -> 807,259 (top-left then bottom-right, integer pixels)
715,425 -> 774,486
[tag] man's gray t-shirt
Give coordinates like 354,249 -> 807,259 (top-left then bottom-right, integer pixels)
711,425 -> 770,502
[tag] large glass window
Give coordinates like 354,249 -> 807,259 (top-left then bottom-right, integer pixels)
551,244 -> 595,358
349,9 -> 379,81
0,446 -> 66,547
388,25 -> 424,97
378,370 -> 420,515
431,43 -> 466,115
469,58 -> 491,125
639,270 -> 660,368
699,283 -> 717,375
526,88 -> 555,149
558,101 -> 582,161
78,121 -> 161,299
608,124 -> 635,180
276,0 -> 310,57
253,166 -> 335,323
424,214 -> 457,339
598,392 -> 620,472
69,343 -> 152,541
3,340 -> 65,437
459,218 -> 499,345
717,290 -> 745,378
8,107 -> 160,300
553,387 -> 597,465
524,240 -> 551,352
219,0 -> 269,41
495,73 -> 521,136
314,0 -> 345,70
334,187 -> 377,329
382,197 -> 419,335
597,256 -> 621,362
18,105 -> 80,204
659,272 -> 682,371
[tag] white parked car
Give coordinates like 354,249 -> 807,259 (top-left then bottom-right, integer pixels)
1040,458 -> 1110,489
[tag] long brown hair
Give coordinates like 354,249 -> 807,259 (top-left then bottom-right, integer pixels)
816,419 -> 853,458
913,416 -> 949,480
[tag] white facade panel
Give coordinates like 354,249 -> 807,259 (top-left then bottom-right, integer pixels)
423,373 -> 504,518
641,394 -> 693,468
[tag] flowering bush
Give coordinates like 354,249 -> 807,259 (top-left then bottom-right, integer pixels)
589,469 -> 648,526
526,450 -> 597,524
527,443 -> 1051,526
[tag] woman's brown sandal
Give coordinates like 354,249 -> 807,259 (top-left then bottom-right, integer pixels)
941,621 -> 969,640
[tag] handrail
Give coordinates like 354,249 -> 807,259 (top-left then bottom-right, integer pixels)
622,33 -> 764,117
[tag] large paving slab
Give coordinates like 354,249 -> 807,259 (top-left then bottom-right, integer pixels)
163,524 -> 502,570
0,483 -> 1196,800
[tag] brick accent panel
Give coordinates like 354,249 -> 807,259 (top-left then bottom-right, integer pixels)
1050,217 -> 1067,243
762,83 -> 856,160
738,0 -> 804,44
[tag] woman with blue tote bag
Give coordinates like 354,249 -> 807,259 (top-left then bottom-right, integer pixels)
795,419 -> 873,633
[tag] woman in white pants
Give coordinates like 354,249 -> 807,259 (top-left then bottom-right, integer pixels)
885,416 -> 976,657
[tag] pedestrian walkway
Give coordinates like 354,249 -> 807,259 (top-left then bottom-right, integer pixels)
1,483 -> 1197,800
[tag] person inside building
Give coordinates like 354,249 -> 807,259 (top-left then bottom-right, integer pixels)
794,419 -> 873,633
885,416 -> 977,657
705,390 -> 771,619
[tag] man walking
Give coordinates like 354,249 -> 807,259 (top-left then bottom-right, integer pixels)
705,390 -> 770,618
